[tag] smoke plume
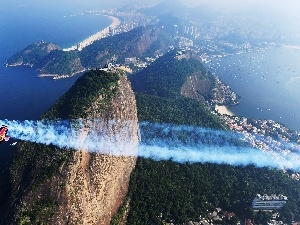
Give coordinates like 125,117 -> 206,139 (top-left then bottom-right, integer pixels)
1,119 -> 300,170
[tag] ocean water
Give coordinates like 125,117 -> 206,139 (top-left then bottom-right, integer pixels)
0,6 -> 111,154
209,46 -> 300,131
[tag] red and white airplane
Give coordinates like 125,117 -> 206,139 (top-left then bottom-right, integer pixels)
0,125 -> 9,144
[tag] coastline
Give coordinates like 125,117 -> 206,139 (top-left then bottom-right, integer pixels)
38,69 -> 87,79
63,15 -> 120,51
37,15 -> 121,77
215,105 -> 235,116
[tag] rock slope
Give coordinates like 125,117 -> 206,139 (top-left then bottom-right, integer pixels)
2,70 -> 140,225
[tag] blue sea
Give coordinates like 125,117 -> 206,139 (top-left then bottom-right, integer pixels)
209,47 -> 300,131
0,5 -> 111,155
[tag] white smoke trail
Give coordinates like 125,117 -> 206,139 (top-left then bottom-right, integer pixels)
0,119 -> 138,156
138,122 -> 285,168
1,119 -> 300,170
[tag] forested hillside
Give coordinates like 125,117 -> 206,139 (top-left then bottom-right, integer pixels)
111,50 -> 300,225
130,50 -> 212,98
6,25 -> 174,76
1,69 -> 140,225
80,25 -> 174,69
126,161 -> 300,224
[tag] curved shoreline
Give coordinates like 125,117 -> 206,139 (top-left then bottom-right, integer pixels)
38,69 -> 87,79
215,105 -> 235,116
63,15 -> 120,51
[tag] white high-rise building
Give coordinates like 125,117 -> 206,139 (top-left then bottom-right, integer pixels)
252,194 -> 287,210
109,27 -> 115,36
174,25 -> 178,37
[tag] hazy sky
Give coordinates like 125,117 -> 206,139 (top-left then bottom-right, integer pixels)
3,0 -> 300,27
181,0 -> 300,29
181,0 -> 300,12
4,0 -> 300,14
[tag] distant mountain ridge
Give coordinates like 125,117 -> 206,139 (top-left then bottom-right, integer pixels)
140,0 -> 188,16
140,0 -> 219,21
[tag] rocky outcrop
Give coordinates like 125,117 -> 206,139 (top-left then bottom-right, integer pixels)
131,27 -> 171,56
39,52 -> 85,76
2,71 -> 139,225
52,75 -> 139,225
79,25 -> 175,69
6,41 -> 85,77
6,42 -> 61,67
181,72 -> 212,103
7,25 -> 174,77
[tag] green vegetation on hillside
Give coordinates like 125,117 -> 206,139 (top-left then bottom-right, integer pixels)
43,69 -> 120,119
0,69 -> 121,224
79,27 -> 147,68
135,93 -> 223,129
6,142 -> 71,225
112,49 -> 300,224
7,26 -> 174,76
38,50 -> 83,75
6,42 -> 84,75
79,26 -> 174,68
6,42 -> 60,66
130,50 -> 211,98
127,160 -> 300,224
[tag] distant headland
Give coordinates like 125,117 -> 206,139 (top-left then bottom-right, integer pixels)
5,13 -> 122,79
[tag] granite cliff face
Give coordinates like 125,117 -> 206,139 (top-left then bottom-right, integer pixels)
2,71 -> 140,225
180,71 -> 213,103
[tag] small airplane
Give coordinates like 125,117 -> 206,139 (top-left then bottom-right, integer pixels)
0,125 -> 10,144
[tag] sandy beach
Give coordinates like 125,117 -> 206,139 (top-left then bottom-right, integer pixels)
63,15 -> 120,51
215,105 -> 235,116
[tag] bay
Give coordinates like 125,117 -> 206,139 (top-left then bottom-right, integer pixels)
0,7 -> 111,120
210,46 -> 300,131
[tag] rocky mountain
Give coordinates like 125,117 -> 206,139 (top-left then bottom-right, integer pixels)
140,0 -> 218,22
115,49 -> 300,225
130,50 -> 214,100
1,69 -> 140,225
6,41 -> 84,77
140,0 -> 188,16
6,25 -> 174,77
79,25 -> 174,69
5,42 -> 61,67
37,50 -> 85,76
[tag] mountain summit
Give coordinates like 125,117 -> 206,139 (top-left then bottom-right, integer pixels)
1,70 -> 140,225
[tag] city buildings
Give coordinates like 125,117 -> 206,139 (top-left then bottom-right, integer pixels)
252,194 -> 287,210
